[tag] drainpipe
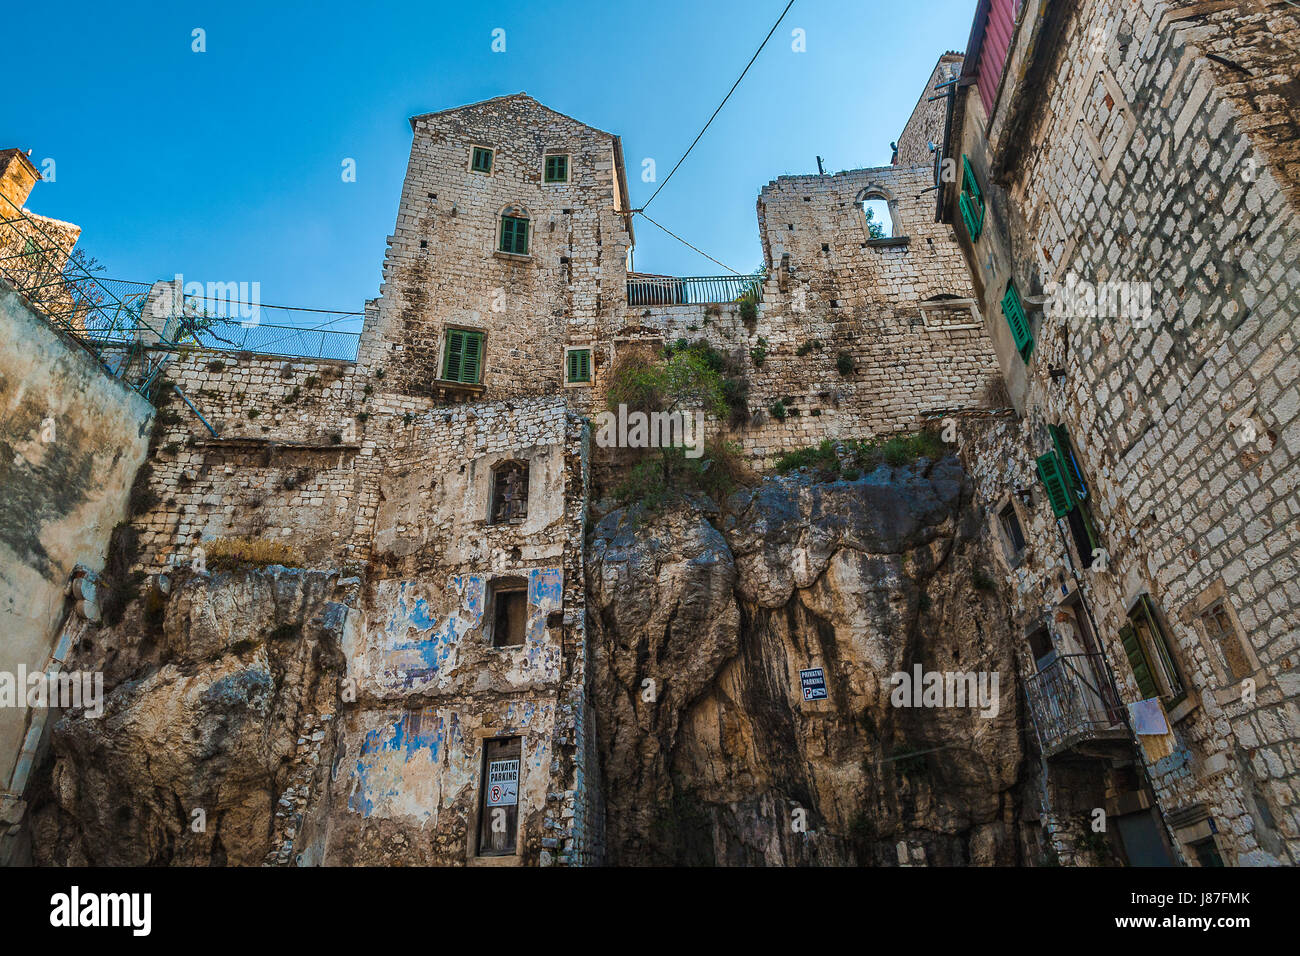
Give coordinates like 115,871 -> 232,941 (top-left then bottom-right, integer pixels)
932,77 -> 959,223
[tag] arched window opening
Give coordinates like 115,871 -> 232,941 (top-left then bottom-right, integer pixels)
862,198 -> 893,239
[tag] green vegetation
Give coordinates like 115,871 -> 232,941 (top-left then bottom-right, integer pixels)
749,336 -> 768,368
604,340 -> 753,514
773,430 -> 947,482
768,399 -> 787,421
836,352 -> 855,376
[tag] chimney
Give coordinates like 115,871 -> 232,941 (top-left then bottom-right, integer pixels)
0,149 -> 41,213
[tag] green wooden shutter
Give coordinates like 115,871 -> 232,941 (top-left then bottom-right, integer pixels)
961,155 -> 983,207
959,156 -> 984,239
567,349 -> 590,383
1138,595 -> 1184,701
1049,424 -> 1086,498
461,331 -> 482,384
443,329 -> 464,382
1036,452 -> 1075,517
1119,623 -> 1159,699
472,147 -> 492,173
1002,282 -> 1034,362
959,192 -> 983,240
545,155 -> 567,182
500,217 -> 528,255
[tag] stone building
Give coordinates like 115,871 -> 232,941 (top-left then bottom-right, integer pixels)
6,1 -> 1297,867
942,0 -> 1300,865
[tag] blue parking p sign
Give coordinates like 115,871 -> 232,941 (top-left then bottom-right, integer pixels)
800,668 -> 828,701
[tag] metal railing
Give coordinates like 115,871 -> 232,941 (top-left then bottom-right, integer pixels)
103,279 -> 362,361
1024,652 -> 1125,756
626,272 -> 764,307
1,194 -> 362,396
1,193 -> 177,393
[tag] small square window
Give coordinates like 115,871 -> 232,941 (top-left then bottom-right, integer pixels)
566,348 -> 591,384
471,147 -> 494,174
544,154 -> 569,183
1200,601 -> 1252,682
999,503 -> 1025,554
487,578 -> 528,648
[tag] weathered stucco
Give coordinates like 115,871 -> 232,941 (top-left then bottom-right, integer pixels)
0,285 -> 152,804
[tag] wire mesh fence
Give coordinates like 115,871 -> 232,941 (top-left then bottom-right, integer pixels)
1,192 -> 362,397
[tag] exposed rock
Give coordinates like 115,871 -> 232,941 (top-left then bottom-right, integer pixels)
586,455 -> 1027,865
27,567 -> 357,866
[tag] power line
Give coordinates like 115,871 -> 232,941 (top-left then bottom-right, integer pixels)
634,211 -> 744,275
641,0 -> 797,212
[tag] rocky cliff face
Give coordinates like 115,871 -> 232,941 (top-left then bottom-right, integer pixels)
25,455 -> 1028,867
586,454 -> 1028,865
28,568 -> 355,866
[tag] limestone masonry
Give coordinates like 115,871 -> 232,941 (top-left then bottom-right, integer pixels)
0,0 -> 1296,867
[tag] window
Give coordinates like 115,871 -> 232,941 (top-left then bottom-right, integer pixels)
862,198 -> 893,238
441,328 -> 483,384
1120,595 -> 1185,707
477,736 -> 521,856
544,154 -> 569,183
486,577 -> 528,648
1027,627 -> 1055,671
1199,600 -> 1252,682
1035,423 -> 1101,568
499,215 -> 529,255
565,347 -> 591,384
489,461 -> 529,525
999,503 -> 1025,555
1002,280 -> 1034,363
959,154 -> 985,240
471,146 -> 494,174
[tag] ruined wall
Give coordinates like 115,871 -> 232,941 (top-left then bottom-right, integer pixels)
745,164 -> 1002,459
357,93 -> 632,408
127,349 -> 365,574
951,0 -> 1300,865
0,285 -> 153,807
895,53 -> 965,168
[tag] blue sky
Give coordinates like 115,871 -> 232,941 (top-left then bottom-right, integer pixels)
7,0 -> 976,321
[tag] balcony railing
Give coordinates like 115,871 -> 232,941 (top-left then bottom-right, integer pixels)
626,272 -> 763,307
1024,652 -> 1127,757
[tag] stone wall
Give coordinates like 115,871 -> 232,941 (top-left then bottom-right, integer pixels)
356,93 -> 633,409
949,0 -> 1300,865
895,53 -> 965,168
128,348 -> 364,574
